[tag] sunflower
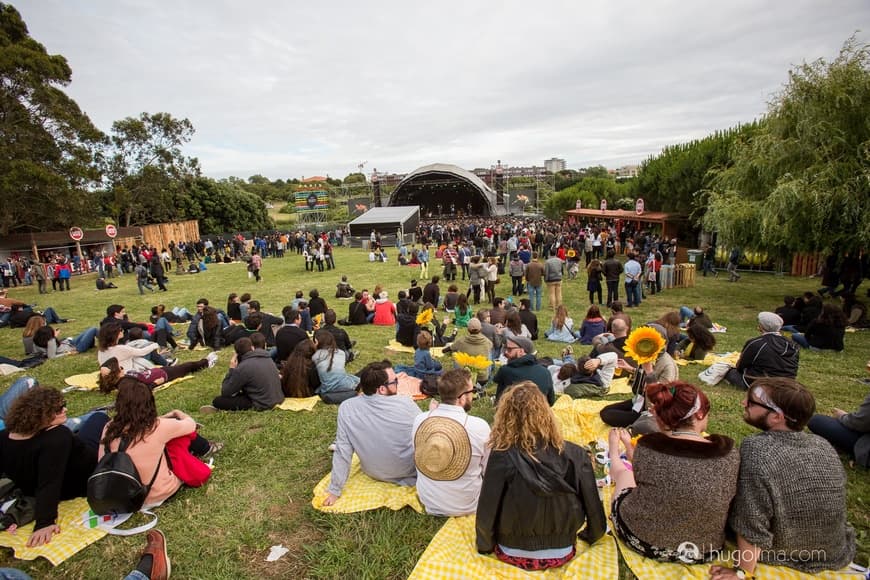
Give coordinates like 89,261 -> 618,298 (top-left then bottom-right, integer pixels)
453,352 -> 492,371
416,308 -> 434,326
623,326 -> 666,365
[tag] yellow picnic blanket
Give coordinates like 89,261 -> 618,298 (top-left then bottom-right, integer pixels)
675,352 -> 740,367
277,396 -> 320,411
608,376 -> 632,395
408,515 -> 618,580
385,340 -> 445,358
0,497 -> 107,566
312,455 -> 424,514
63,371 -> 192,392
552,396 -> 614,447
616,536 -> 859,580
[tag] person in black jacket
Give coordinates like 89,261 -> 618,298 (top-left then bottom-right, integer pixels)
725,312 -> 799,389
517,298 -> 538,341
345,293 -> 369,325
476,381 -> 606,570
322,309 -> 355,361
791,304 -> 847,351
275,309 -> 308,363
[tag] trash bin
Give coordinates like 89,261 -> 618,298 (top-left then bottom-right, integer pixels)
687,249 -> 704,270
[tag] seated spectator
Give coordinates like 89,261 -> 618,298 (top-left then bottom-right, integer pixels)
443,285 -> 460,312
678,305 -> 713,329
322,309 -> 355,361
651,311 -> 681,356
345,292 -> 369,325
676,324 -> 716,361
842,293 -> 869,328
22,315 -> 47,356
394,329 -> 442,379
725,312 -> 799,389
408,279 -> 423,303
32,325 -> 98,359
188,302 -> 224,351
413,369 -> 490,516
395,291 -> 413,316
605,301 -> 631,333
98,352 -> 217,393
221,311 -> 260,346
101,380 -> 217,509
396,302 -> 419,347
476,381 -> 606,570
0,385 -> 107,547
372,291 -> 397,326
774,296 -> 801,327
544,305 -> 578,343
453,294 -> 473,328
275,309 -> 307,363
504,310 -> 531,341
808,384 -> 870,467
226,293 -> 242,322
312,329 -> 360,404
280,340 -> 320,398
445,318 -> 493,383
791,303 -> 847,351
322,361 -> 421,506
97,322 -> 168,372
493,335 -> 554,406
243,301 -> 281,347
577,305 -> 606,345
608,382 -> 739,563
335,275 -> 355,299
711,378 -> 856,577
591,317 -> 629,358
200,336 -> 283,413
308,289 -> 328,321
517,299 -> 538,341
100,304 -> 150,341
0,297 -> 67,329
423,276 -> 441,308
556,351 -> 620,398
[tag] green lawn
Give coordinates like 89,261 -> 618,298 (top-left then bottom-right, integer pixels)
0,248 -> 867,579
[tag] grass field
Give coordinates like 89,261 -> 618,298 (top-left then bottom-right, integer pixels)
0,248 -> 867,579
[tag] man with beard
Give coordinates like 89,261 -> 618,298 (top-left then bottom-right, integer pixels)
412,369 -> 491,516
710,377 -> 855,579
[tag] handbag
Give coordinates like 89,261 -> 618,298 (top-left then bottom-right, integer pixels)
698,362 -> 731,386
164,433 -> 212,487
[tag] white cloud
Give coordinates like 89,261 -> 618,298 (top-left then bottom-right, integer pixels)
17,0 -> 870,179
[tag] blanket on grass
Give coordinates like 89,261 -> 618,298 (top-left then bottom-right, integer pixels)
675,352 -> 741,367
63,371 -> 192,393
276,396 -> 320,411
385,340 -> 445,358
0,497 -> 106,566
616,536 -> 860,580
311,455 -> 424,514
552,396 -> 614,447
408,515 -> 618,580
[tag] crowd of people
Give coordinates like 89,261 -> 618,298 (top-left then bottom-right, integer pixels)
0,216 -> 866,578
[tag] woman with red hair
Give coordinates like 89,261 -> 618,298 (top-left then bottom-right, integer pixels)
606,381 -> 739,563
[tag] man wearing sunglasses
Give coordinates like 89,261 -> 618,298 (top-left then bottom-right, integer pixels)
412,369 -> 491,516
710,377 -> 855,579
323,360 -> 421,507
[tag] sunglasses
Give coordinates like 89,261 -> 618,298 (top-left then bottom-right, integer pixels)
55,400 -> 67,413
385,379 -> 399,388
746,397 -> 795,422
460,388 -> 476,399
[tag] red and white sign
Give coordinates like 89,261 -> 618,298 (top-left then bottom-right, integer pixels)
600,199 -> 607,211
635,198 -> 645,215
105,224 -> 118,238
69,227 -> 84,241
575,199 -> 582,210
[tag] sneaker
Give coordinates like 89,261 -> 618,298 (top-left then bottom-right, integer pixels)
141,529 -> 170,580
207,352 -> 219,368
328,442 -> 337,452
203,441 -> 224,459
165,357 -> 178,367
199,405 -> 218,415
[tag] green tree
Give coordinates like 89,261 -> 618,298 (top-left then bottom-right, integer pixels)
104,112 -> 200,226
343,172 -> 366,184
705,36 -> 870,253
0,3 -> 105,235
542,188 -> 597,219
178,177 -> 274,234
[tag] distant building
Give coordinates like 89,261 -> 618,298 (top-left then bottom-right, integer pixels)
471,163 -> 551,186
610,165 -> 640,180
544,158 -> 566,173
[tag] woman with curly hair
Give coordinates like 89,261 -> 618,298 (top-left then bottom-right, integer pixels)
476,381 -> 606,570
312,330 -> 360,404
0,385 -> 108,547
280,340 -> 321,398
99,379 -> 215,508
677,324 -> 716,361
32,324 -> 99,359
791,303 -> 848,351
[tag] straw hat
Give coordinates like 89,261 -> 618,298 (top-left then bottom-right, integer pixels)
414,417 -> 471,481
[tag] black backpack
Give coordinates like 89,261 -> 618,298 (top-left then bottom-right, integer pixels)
87,439 -> 163,515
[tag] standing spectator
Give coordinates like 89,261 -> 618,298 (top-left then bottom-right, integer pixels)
250,249 -> 262,283
544,253 -> 563,310
727,247 -> 742,282
623,253 -> 642,307
524,253 -> 545,312
587,258 -> 603,305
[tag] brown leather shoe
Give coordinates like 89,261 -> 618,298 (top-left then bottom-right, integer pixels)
143,529 -> 171,580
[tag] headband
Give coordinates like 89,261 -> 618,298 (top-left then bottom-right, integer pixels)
680,395 -> 701,421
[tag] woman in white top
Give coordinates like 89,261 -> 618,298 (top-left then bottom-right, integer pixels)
97,321 -> 159,372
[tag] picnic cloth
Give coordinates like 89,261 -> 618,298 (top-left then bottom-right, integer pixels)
385,340 -> 445,358
276,396 -> 320,411
408,514 -> 618,580
616,536 -> 860,580
0,364 -> 24,376
396,373 -> 428,400
311,455 -> 424,514
0,497 -> 107,566
552,396 -> 614,447
675,352 -> 741,367
63,371 -> 192,393
608,376 -> 633,395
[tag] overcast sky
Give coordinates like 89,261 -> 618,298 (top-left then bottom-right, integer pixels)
17,1 -> 870,180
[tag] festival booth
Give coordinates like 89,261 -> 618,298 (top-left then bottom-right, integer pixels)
348,206 -> 421,247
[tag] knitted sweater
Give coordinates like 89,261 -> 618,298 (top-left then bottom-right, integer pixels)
615,433 -> 739,553
729,431 -> 856,573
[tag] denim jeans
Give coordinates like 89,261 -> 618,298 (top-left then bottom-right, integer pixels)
679,306 -> 694,324
0,376 -> 37,420
605,281 -> 619,306
625,282 -> 641,306
527,284 -> 542,311
69,327 -> 98,352
41,307 -> 63,324
807,415 -> 861,456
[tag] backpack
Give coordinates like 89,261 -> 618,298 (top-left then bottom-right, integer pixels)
87,438 -> 163,515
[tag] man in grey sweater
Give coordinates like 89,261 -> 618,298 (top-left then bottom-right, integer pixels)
711,377 -> 855,579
